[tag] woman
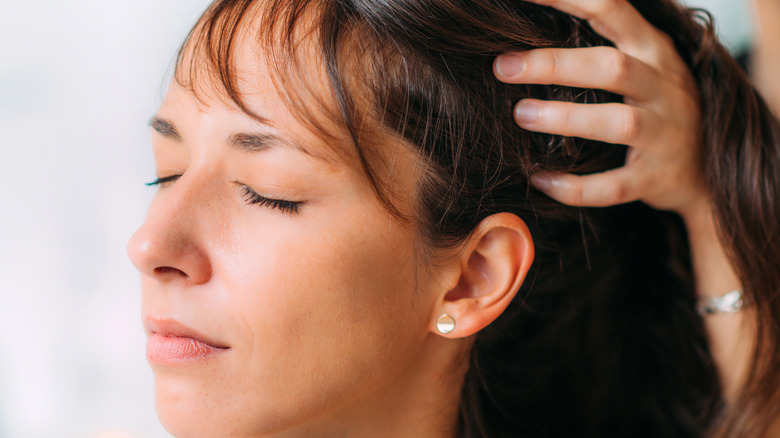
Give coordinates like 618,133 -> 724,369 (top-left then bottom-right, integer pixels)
127,0 -> 780,437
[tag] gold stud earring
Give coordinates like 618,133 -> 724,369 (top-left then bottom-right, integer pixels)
436,314 -> 455,334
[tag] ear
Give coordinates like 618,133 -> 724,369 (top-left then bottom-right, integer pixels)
430,213 -> 534,338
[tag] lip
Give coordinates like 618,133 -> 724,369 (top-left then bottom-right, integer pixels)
144,318 -> 229,365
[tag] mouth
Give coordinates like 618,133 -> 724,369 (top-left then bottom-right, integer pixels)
144,318 -> 230,365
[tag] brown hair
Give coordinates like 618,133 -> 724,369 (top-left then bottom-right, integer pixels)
176,0 -> 780,436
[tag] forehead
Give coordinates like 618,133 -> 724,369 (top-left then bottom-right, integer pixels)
157,81 -> 347,175
171,0 -> 421,221
154,81 -> 323,164
172,1 -> 355,162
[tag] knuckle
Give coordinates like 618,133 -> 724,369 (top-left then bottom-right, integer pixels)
595,0 -> 620,14
585,0 -> 621,20
545,50 -> 562,81
606,49 -> 631,83
562,105 -> 577,134
605,182 -> 628,205
618,107 -> 642,143
531,50 -> 561,83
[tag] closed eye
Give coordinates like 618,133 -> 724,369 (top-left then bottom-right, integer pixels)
239,184 -> 303,215
145,176 -> 303,215
146,175 -> 181,186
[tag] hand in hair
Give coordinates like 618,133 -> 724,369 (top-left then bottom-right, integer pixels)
494,0 -> 707,219
495,0 -> 756,413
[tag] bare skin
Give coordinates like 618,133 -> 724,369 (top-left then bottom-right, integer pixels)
495,0 -> 752,403
751,0 -> 780,115
129,35 -> 534,437
749,5 -> 780,434
130,1 -> 762,436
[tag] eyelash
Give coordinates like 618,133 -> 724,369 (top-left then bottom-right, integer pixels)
145,175 -> 302,215
145,175 -> 181,186
239,184 -> 303,215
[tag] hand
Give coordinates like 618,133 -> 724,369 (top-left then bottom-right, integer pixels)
494,0 -> 708,218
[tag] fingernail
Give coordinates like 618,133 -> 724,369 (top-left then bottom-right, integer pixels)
531,173 -> 552,191
514,100 -> 539,125
495,54 -> 525,78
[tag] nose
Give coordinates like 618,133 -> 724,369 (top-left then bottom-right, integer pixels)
127,177 -> 213,285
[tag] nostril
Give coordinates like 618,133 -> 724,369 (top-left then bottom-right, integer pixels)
128,224 -> 211,283
154,266 -> 188,277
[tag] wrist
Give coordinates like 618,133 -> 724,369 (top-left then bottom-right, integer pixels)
676,198 -> 742,299
696,289 -> 744,316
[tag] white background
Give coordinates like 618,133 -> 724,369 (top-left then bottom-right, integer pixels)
0,1 -> 210,437
0,1 -> 753,437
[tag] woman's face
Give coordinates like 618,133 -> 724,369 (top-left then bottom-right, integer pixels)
127,55 -> 447,436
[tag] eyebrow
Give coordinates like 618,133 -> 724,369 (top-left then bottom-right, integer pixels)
149,116 -> 331,163
150,117 -> 182,142
229,132 -> 277,152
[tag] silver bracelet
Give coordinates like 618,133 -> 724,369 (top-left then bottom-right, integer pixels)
696,289 -> 744,316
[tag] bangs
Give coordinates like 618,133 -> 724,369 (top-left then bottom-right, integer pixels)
174,0 -> 409,220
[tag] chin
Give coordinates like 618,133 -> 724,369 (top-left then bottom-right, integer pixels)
154,374 -> 231,438
153,373 -> 295,438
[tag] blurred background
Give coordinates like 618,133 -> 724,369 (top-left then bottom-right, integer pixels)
0,0 -> 759,437
0,1 -> 211,437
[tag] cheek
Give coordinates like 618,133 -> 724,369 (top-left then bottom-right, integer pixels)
210,205 -> 431,429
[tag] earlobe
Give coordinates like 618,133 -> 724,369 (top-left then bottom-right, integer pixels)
436,314 -> 456,334
431,213 -> 534,338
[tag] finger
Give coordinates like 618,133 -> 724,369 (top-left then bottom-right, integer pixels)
526,0 -> 654,49
524,0 -> 686,72
495,46 -> 662,102
531,168 -> 643,207
514,100 -> 661,147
